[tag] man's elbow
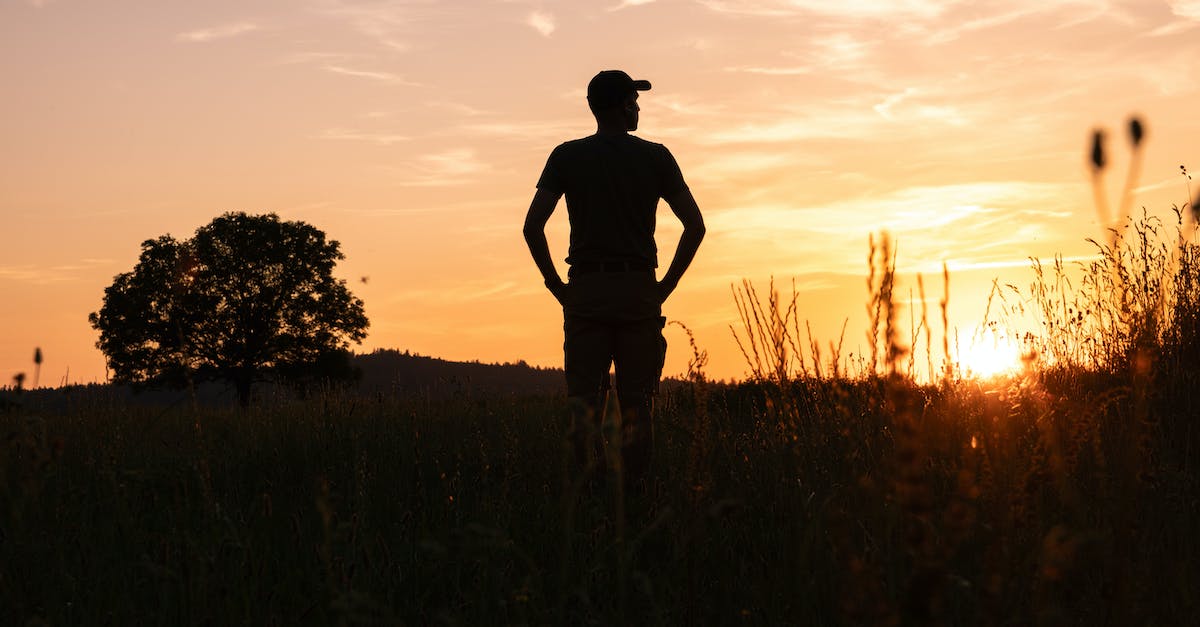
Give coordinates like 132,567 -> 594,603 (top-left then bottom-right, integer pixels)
687,221 -> 707,240
522,219 -> 542,240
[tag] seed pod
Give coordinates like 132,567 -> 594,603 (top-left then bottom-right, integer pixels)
1129,117 -> 1144,147
34,347 -> 42,365
1090,130 -> 1105,170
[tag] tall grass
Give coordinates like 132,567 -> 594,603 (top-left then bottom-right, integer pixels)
3,262 -> 1198,626
3,121 -> 1198,625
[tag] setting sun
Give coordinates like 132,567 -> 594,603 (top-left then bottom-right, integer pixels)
958,336 -> 1024,380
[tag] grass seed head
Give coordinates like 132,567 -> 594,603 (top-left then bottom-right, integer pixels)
1090,130 -> 1106,171
1128,117 -> 1144,148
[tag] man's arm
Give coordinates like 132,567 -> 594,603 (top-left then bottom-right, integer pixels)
658,187 -> 706,302
522,187 -> 567,302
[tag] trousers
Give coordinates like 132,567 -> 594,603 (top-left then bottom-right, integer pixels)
562,309 -> 666,488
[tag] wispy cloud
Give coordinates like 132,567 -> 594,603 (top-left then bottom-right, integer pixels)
310,0 -> 432,52
175,21 -> 260,43
418,149 -> 488,175
0,259 -> 113,285
385,279 -> 526,306
323,65 -> 419,86
697,0 -> 948,19
724,65 -> 812,76
611,0 -> 657,10
387,148 -> 491,187
427,101 -> 492,117
689,150 -> 816,182
1147,20 -> 1198,36
703,181 -> 1079,274
725,33 -> 873,78
1167,0 -> 1200,20
275,51 -> 363,65
459,120 -> 582,143
317,128 -> 411,145
527,11 -> 556,36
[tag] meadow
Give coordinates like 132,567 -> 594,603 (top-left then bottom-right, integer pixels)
4,227 -> 1198,627
3,146 -> 1200,624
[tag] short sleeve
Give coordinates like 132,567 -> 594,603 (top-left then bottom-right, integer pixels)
658,145 -> 688,199
536,145 -> 565,194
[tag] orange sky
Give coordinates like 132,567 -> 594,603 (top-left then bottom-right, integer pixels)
3,0 -> 1200,387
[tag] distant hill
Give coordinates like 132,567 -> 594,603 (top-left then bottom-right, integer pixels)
2,349 -> 565,411
353,349 -> 564,397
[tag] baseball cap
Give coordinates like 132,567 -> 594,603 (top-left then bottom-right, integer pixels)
586,70 -> 651,110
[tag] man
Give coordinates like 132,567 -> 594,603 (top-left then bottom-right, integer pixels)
522,70 -> 706,491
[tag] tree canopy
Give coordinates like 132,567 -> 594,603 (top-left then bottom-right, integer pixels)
89,212 -> 368,405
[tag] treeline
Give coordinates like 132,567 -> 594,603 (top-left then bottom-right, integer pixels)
354,349 -> 563,397
2,349 -> 566,411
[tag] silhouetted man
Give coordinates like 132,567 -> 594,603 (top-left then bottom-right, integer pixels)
523,70 -> 706,491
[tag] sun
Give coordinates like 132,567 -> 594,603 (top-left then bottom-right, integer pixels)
959,337 -> 1024,380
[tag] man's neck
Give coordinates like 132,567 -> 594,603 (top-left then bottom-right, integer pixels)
595,122 -> 629,136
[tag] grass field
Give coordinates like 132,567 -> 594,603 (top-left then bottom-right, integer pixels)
2,360 -> 1197,625
4,169 -> 1200,623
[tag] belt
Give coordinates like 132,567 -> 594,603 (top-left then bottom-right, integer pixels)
570,260 -> 654,276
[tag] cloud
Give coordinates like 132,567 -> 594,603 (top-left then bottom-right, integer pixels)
689,150 -> 818,182
385,279 -> 528,306
275,51 -> 363,65
528,11 -> 556,36
1147,20 -> 1198,36
1167,0 -> 1200,20
697,0 -> 950,20
873,87 -> 966,124
310,0 -> 435,52
317,128 -> 411,145
1145,1 -> 1200,37
418,149 -> 488,175
611,0 -> 657,10
386,148 -> 492,187
703,181 -> 1079,274
175,22 -> 260,43
323,65 -> 420,86
725,33 -> 873,78
427,101 -> 492,117
725,65 -> 813,76
459,120 -> 582,142
0,258 -> 113,285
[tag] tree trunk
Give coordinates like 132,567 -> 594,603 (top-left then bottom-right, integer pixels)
235,369 -> 253,408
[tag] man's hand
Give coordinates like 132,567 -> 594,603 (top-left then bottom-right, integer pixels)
547,277 -> 569,305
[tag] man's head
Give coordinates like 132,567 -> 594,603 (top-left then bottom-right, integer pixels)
587,70 -> 651,131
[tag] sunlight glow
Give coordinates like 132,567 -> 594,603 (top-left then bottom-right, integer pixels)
959,337 -> 1024,380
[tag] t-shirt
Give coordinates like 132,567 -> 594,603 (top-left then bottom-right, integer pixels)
536,133 -> 688,267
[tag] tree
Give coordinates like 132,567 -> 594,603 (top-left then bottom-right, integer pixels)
89,212 -> 368,406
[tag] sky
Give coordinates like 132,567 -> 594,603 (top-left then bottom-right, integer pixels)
3,0 -> 1200,387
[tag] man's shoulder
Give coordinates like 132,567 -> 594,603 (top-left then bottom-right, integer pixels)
556,135 -> 601,149
553,134 -> 670,151
547,136 -> 595,160
625,134 -> 669,150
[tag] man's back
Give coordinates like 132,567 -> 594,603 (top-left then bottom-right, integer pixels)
537,133 -> 687,267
